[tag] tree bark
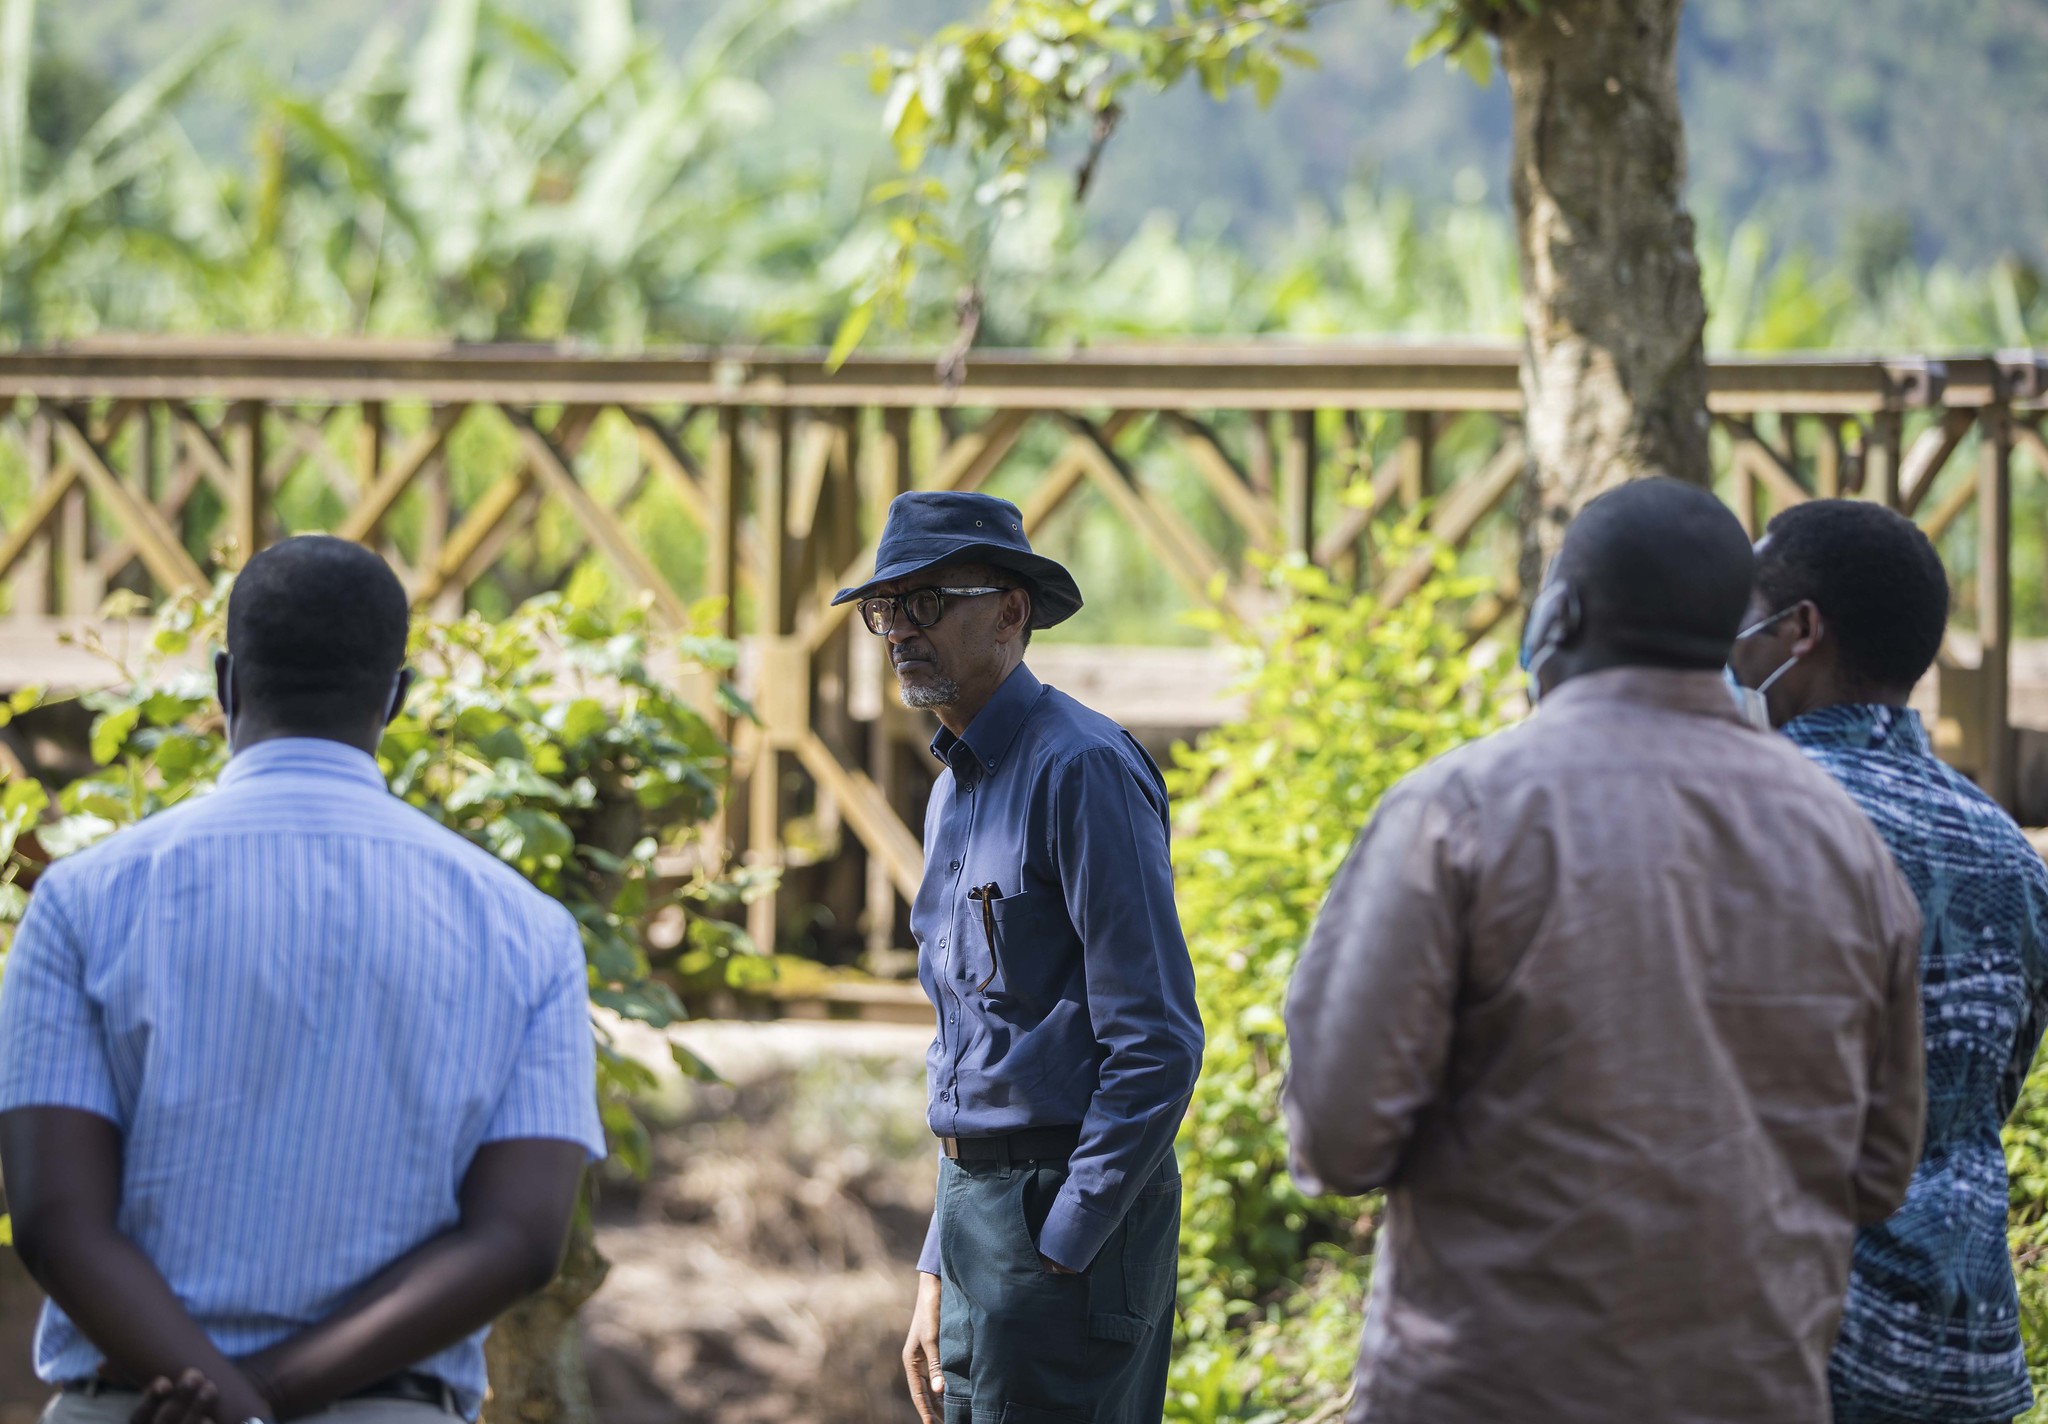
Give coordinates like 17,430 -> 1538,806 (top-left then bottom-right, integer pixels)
1496,0 -> 1711,582
481,1210 -> 607,1424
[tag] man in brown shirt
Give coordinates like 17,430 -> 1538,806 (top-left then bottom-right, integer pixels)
1283,479 -> 1925,1424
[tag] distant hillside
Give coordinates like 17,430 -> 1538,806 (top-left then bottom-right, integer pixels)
44,0 -> 2048,271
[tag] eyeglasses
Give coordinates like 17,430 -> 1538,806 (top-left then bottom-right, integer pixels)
858,586 -> 1010,636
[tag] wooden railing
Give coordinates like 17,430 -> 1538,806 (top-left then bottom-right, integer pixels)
0,338 -> 2042,962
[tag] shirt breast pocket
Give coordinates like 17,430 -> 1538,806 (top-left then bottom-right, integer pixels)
969,888 -> 1074,1019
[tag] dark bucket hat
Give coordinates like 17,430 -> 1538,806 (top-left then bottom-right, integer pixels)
830,491 -> 1083,630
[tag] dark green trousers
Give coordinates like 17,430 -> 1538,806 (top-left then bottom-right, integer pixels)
936,1152 -> 1180,1424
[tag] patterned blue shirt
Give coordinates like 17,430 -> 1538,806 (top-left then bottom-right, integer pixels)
1785,706 -> 2048,1424
0,738 -> 606,1416
913,665 -> 1203,1274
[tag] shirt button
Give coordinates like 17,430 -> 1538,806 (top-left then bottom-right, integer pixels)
949,860 -> 960,873
939,937 -> 948,950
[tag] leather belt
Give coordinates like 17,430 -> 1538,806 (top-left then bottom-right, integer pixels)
350,1372 -> 461,1413
940,1124 -> 1082,1164
64,1371 -> 458,1415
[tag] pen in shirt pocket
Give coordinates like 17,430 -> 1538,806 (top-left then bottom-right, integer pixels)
966,881 -> 1003,992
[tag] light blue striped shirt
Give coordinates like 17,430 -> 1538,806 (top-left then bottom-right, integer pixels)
0,737 -> 605,1416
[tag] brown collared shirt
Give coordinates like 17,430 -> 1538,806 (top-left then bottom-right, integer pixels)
1284,668 -> 1925,1424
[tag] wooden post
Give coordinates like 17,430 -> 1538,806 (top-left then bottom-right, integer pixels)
1867,411 -> 1903,511
57,407 -> 93,615
1978,407 -> 2014,810
866,406 -> 914,973
1813,416 -> 1841,498
707,407 -> 740,645
1398,410 -> 1434,509
18,409 -> 52,616
227,400 -> 265,568
1281,410 -> 1316,560
748,401 -> 790,955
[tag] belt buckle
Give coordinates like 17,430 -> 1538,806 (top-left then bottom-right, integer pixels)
941,1136 -> 960,1160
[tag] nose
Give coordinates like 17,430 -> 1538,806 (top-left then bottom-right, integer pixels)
884,609 -> 919,644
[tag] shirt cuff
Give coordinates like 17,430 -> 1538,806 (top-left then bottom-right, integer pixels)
1037,1192 -> 1117,1273
918,1207 -> 942,1275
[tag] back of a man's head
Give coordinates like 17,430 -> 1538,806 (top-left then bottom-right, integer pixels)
1754,499 -> 1948,697
226,536 -> 409,733
1554,478 -> 1756,670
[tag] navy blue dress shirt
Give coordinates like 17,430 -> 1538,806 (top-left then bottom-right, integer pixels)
913,664 -> 1203,1273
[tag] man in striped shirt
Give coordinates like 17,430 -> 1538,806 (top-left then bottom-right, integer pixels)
0,537 -> 605,1424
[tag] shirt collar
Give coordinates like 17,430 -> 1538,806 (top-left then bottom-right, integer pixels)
1782,702 -> 1931,757
930,664 -> 1045,781
219,736 -> 390,792
1540,665 -> 1748,725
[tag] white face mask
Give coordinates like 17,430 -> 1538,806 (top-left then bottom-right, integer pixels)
1726,606 -> 1802,730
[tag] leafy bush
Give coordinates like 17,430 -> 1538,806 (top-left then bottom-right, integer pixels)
2006,1058 -> 2048,1422
0,581 -> 766,1169
1163,533 -> 1509,1420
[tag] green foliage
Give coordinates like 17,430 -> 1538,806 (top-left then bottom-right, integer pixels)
2006,1055 -> 2048,1419
0,582 -> 764,1178
2,0 -> 863,344
851,0 -> 1329,351
0,0 -> 234,338
1164,529 -> 1508,1418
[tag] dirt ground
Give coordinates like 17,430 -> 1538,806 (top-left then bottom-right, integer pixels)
582,1022 -> 936,1424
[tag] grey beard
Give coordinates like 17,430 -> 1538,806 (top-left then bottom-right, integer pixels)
900,676 -> 960,710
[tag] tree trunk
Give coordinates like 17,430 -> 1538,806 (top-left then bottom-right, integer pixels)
481,1210 -> 608,1424
1497,0 -> 1711,582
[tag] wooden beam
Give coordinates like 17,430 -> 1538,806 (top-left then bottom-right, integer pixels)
1899,408 -> 1974,516
1163,412 -> 1281,553
748,402 -> 791,955
170,403 -> 237,503
1978,409 -> 2014,808
0,460 -> 81,586
415,468 -> 533,607
1065,415 -> 1223,610
1721,417 -> 1810,510
1016,411 -> 1141,538
1396,410 -> 1433,507
336,403 -> 469,544
929,409 -> 1031,493
51,409 -> 206,593
1376,438 -> 1527,608
794,731 -> 923,904
95,460 -> 210,580
507,407 -> 691,626
225,400 -> 264,567
707,407 -> 740,645
411,407 -> 597,606
1280,410 -> 1316,558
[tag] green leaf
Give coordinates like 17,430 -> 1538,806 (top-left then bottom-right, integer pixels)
670,1039 -> 720,1083
90,706 -> 142,766
826,299 -> 875,371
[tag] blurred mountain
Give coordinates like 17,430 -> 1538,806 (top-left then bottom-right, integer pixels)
41,0 -> 2048,269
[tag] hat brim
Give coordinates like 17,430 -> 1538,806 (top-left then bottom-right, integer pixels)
831,544 -> 1083,630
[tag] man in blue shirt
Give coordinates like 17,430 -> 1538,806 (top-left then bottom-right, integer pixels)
0,537 -> 606,1424
1732,499 -> 2048,1424
837,492 -> 1203,1424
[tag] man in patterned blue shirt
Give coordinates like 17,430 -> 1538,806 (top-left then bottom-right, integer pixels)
0,538 -> 606,1424
1732,499 -> 2048,1423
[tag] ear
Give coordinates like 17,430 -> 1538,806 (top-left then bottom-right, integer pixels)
385,668 -> 414,728
1786,600 -> 1826,659
997,587 -> 1033,644
214,650 -> 234,725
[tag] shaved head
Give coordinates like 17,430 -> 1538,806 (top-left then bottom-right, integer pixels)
1553,478 -> 1755,670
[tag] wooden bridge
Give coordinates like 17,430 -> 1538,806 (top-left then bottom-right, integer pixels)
0,338 -> 2043,964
